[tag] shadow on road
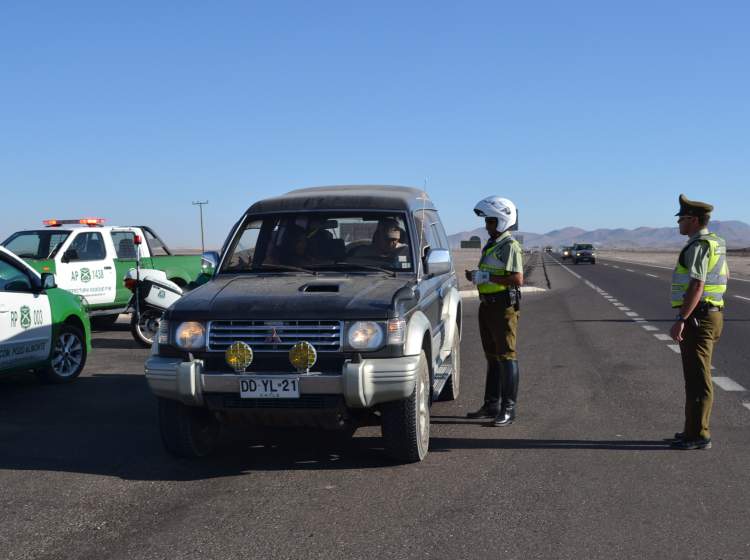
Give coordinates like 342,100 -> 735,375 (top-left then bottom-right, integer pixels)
91,337 -> 144,350
428,436 -> 671,451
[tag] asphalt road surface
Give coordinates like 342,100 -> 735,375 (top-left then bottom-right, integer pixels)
2,253 -> 749,560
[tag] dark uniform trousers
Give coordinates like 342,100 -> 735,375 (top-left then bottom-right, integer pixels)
478,299 -> 519,409
679,309 -> 723,440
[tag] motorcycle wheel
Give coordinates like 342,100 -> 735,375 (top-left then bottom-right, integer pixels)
131,308 -> 162,347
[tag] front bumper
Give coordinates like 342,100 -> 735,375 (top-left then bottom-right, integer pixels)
144,354 -> 420,409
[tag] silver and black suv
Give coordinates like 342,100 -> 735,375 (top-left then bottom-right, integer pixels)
573,243 -> 596,264
144,186 -> 462,463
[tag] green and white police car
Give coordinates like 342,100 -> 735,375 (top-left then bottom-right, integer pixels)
0,245 -> 91,383
3,219 -> 205,327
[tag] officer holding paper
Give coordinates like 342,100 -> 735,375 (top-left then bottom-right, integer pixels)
465,196 -> 524,426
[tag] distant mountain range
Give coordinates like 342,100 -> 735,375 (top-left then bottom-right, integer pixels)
448,220 -> 750,250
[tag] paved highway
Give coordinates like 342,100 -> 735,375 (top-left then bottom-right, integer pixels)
1,253 -> 748,559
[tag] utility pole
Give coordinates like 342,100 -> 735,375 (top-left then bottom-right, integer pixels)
192,200 -> 208,253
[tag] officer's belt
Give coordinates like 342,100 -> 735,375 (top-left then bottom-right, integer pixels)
479,293 -> 511,305
694,302 -> 723,314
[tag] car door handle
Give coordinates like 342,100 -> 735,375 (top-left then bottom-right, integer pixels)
104,266 -> 112,270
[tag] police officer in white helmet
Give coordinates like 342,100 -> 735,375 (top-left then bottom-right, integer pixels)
465,196 -> 524,426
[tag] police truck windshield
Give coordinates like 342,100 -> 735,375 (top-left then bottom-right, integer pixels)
221,213 -> 414,274
2,230 -> 71,260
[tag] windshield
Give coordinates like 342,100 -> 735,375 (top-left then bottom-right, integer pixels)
575,244 -> 594,250
221,213 -> 414,274
3,230 -> 71,259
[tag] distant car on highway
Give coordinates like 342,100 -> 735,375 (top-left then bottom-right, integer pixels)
0,245 -> 91,383
561,246 -> 574,261
573,243 -> 596,264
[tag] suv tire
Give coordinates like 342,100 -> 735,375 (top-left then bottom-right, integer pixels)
438,321 -> 461,401
381,350 -> 430,463
37,324 -> 87,384
158,397 -> 220,458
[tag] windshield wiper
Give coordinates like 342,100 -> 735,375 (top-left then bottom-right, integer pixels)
253,263 -> 318,275
313,262 -> 397,277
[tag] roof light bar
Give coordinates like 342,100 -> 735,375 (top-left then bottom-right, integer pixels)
43,218 -> 106,227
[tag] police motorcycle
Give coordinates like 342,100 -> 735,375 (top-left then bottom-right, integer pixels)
124,235 -> 183,347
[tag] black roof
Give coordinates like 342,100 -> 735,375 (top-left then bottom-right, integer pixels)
246,185 -> 436,214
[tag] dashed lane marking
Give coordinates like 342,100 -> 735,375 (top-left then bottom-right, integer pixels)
626,268 -> 635,272
743,403 -> 750,412
735,295 -> 750,302
646,273 -> 659,278
668,344 -> 681,353
625,311 -> 639,317
713,377 -> 747,392
642,325 -> 659,331
654,334 -> 672,341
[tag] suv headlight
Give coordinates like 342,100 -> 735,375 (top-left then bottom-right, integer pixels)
348,321 -> 384,350
175,321 -> 206,350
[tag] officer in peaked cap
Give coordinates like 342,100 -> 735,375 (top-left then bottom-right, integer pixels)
669,194 -> 729,450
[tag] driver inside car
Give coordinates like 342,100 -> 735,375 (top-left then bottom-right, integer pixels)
354,218 -> 409,264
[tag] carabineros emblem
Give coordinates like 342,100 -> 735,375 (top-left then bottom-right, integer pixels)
80,268 -> 91,283
20,306 -> 31,329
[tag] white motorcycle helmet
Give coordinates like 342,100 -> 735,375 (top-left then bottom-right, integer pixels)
474,196 -> 517,232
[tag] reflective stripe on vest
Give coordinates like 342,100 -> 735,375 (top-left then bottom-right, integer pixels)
671,233 -> 728,308
478,236 -> 515,294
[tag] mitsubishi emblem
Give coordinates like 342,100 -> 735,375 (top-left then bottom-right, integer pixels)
265,327 -> 283,344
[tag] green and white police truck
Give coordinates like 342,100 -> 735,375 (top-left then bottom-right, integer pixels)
2,219 -> 206,327
0,245 -> 91,383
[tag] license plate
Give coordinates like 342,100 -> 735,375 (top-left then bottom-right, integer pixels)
239,376 -> 300,399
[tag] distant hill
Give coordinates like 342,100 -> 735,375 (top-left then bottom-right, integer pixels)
448,220 -> 750,250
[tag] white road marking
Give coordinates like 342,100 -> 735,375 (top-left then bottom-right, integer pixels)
626,268 -> 635,272
668,344 -> 681,353
654,334 -> 672,341
735,295 -> 750,302
625,311 -> 639,317
612,265 -> 620,269
642,325 -> 659,331
633,318 -> 647,322
743,403 -> 750,412
616,306 -> 631,311
647,273 -> 659,278
713,377 -> 747,392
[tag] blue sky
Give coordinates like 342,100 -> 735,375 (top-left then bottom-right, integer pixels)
1,1 -> 748,248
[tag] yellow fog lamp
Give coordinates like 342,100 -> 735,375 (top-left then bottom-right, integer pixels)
225,341 -> 254,373
289,341 -> 317,373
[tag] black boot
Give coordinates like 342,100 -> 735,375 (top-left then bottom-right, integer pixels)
494,360 -> 519,426
467,361 -> 501,418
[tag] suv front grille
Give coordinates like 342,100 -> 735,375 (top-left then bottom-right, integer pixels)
207,320 -> 343,352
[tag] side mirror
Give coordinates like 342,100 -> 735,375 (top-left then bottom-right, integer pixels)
201,251 -> 219,274
41,272 -> 57,290
61,249 -> 78,263
424,248 -> 452,277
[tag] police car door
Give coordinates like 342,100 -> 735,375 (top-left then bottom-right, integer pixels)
55,231 -> 116,307
0,254 -> 52,372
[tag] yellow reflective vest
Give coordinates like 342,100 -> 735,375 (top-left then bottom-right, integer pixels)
671,232 -> 728,308
477,235 -> 518,294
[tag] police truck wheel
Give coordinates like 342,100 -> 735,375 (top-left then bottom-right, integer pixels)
157,397 -> 220,458
130,309 -> 162,347
381,350 -> 430,463
438,323 -> 461,401
38,324 -> 87,384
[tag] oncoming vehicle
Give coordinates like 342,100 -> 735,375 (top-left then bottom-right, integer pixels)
0,246 -> 91,383
3,219 -> 208,328
561,246 -> 574,260
145,185 -> 462,463
573,243 -> 596,264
